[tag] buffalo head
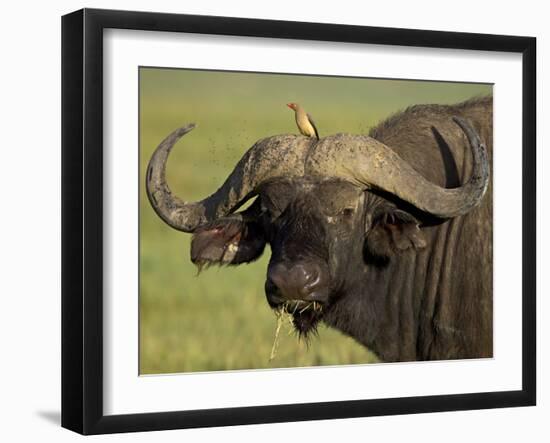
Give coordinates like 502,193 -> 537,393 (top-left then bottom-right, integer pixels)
146,118 -> 489,336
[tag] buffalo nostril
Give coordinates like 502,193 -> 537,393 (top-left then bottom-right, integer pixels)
303,272 -> 321,291
267,262 -> 325,300
291,264 -> 320,287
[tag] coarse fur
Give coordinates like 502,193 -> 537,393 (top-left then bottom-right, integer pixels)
325,95 -> 493,361
322,189 -> 493,361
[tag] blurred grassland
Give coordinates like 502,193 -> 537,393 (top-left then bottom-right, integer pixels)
139,67 -> 492,374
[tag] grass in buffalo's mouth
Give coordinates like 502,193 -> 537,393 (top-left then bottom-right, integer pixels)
269,307 -> 293,361
269,301 -> 323,361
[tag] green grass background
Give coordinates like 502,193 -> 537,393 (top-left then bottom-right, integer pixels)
139,68 -> 492,374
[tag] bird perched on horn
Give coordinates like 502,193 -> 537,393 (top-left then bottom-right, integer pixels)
287,102 -> 319,140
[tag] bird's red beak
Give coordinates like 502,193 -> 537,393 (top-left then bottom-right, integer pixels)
286,103 -> 294,110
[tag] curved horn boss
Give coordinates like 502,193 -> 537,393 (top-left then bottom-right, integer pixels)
308,116 -> 489,218
147,117 -> 489,230
146,124 -> 314,232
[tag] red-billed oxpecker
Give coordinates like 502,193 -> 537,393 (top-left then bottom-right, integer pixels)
287,102 -> 319,140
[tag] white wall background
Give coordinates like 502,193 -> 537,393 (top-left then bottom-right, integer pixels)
0,0 -> 546,441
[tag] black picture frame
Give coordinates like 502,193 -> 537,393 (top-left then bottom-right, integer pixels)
61,8 -> 536,435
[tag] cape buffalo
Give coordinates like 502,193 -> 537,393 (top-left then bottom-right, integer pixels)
146,96 -> 493,362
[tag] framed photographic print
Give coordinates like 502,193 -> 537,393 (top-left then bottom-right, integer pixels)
61,8 -> 536,434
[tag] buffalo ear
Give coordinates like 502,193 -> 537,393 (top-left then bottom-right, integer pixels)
191,218 -> 266,270
365,209 -> 427,261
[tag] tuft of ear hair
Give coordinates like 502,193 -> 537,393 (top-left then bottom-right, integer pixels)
191,218 -> 266,271
365,209 -> 427,263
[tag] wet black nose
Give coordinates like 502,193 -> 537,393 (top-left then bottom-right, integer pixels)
267,262 -> 328,302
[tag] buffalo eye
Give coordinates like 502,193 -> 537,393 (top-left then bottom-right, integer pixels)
260,196 -> 285,220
